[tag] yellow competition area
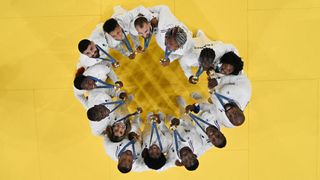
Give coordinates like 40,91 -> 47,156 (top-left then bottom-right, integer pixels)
0,0 -> 320,180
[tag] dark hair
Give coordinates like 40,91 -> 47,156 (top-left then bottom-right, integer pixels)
73,75 -> 86,90
185,159 -> 199,171
105,120 -> 132,142
220,51 -> 244,75
215,134 -> 227,148
134,16 -> 148,28
78,39 -> 91,53
117,164 -> 131,173
103,18 -> 119,33
142,148 -> 167,170
225,102 -> 245,126
165,26 -> 187,47
87,105 -> 105,122
199,48 -> 216,66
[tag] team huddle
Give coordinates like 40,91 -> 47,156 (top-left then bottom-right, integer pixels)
73,5 -> 252,173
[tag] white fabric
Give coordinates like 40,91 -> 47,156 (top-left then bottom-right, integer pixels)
73,63 -> 119,108
179,32 -> 239,78
77,23 -> 110,69
103,137 -> 147,172
210,73 -> 251,128
165,119 -> 203,169
148,5 -> 194,62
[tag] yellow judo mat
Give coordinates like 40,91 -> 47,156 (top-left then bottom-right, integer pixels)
1,0 -> 320,179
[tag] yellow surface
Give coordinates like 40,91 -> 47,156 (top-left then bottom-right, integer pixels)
0,0 -> 319,180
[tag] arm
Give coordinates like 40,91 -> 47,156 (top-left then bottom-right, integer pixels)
113,44 -> 131,57
106,68 -> 119,83
199,102 -> 215,113
178,58 -> 193,78
216,74 -> 244,87
129,33 -> 141,49
73,87 -> 88,109
130,114 -> 142,134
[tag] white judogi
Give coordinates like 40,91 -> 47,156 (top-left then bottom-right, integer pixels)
104,137 -> 147,172
179,31 -> 239,78
105,6 -> 150,57
77,23 -> 111,69
190,110 -> 221,153
141,112 -> 173,171
148,5 -> 194,62
206,73 -> 251,128
73,63 -> 119,108
84,88 -> 117,136
85,88 -> 135,136
165,119 -> 203,169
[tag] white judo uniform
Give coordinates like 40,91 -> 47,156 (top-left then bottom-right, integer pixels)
147,5 -> 194,62
105,6 -> 151,57
104,137 -> 146,172
77,23 -> 111,69
190,110 -> 222,152
165,119 -> 203,169
103,114 -> 146,172
201,73 -> 251,128
179,31 -> 239,78
73,63 -> 119,108
141,112 -> 173,172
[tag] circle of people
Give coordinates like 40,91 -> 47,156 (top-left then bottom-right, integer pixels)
73,5 -> 252,174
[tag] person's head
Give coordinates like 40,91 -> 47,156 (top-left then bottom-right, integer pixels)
142,146 -> 167,170
165,26 -> 187,51
224,102 -> 245,126
117,150 -> 133,173
179,147 -> 199,171
87,105 -> 110,121
206,126 -> 227,148
103,18 -> 122,40
106,120 -> 131,142
199,48 -> 216,71
134,16 -> 151,38
73,75 -> 96,90
78,39 -> 99,58
220,51 -> 244,75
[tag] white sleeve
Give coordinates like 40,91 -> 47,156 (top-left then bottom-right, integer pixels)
114,44 -> 131,57
168,54 -> 182,62
130,33 -> 141,49
199,102 -> 215,113
178,58 -> 193,78
216,74 -> 243,86
89,23 -> 108,48
130,114 -> 142,134
128,5 -> 154,21
73,87 -> 88,109
89,118 -> 109,136
107,68 -> 119,83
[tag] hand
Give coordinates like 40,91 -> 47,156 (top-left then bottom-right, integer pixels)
175,160 -> 183,166
188,75 -> 198,84
128,132 -> 140,141
128,52 -> 136,59
206,67 -> 216,76
119,92 -> 127,100
151,114 -> 161,124
136,46 -> 144,53
160,59 -> 170,66
208,78 -> 218,89
185,104 -> 196,113
170,118 -> 180,126
136,107 -> 143,114
150,17 -> 158,28
115,81 -> 123,88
